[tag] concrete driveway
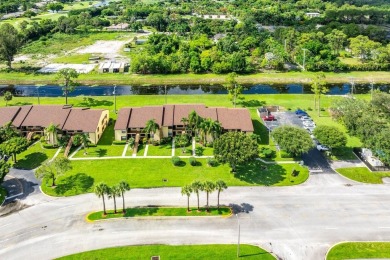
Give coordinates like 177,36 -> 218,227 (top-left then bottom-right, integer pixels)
1,169 -> 390,260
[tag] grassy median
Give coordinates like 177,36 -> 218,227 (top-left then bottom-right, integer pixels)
57,244 -> 275,260
327,242 -> 390,260
336,167 -> 390,184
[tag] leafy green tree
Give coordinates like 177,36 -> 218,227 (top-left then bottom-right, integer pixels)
118,180 -> 130,213
215,180 -> 227,209
213,132 -> 258,172
143,119 -> 159,142
311,73 -> 328,116
371,92 -> 390,119
181,184 -> 193,212
225,72 -> 242,108
3,91 -> 12,106
94,182 -> 109,215
191,181 -> 204,211
0,24 -> 22,69
0,159 -> 10,185
56,68 -> 79,105
272,126 -> 313,157
373,128 -> 390,166
326,29 -> 347,55
35,157 -> 72,186
349,35 -> 381,62
47,2 -> 64,12
175,134 -> 189,153
0,137 -> 29,162
203,181 -> 215,212
0,122 -> 18,143
108,185 -> 121,213
313,126 -> 347,149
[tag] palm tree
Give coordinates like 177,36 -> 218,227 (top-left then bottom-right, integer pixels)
143,119 -> 160,143
210,120 -> 222,140
118,181 -> 131,213
188,110 -> 202,136
108,185 -> 122,213
215,180 -> 227,209
94,182 -> 109,215
181,184 -> 193,212
203,181 -> 216,212
181,117 -> 189,132
81,133 -> 90,155
191,181 -> 204,211
200,118 -> 213,144
46,123 -> 58,145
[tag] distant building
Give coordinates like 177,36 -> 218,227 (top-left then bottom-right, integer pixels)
98,62 -> 126,73
106,23 -> 129,31
305,12 -> 320,18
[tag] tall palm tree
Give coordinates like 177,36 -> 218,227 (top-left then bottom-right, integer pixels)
188,110 -> 202,136
215,180 -> 227,209
181,184 -> 193,212
181,117 -> 189,132
143,119 -> 160,142
191,181 -> 204,211
203,181 -> 216,212
118,180 -> 131,213
210,120 -> 222,140
94,182 -> 109,215
200,118 -> 213,144
108,185 -> 122,213
81,133 -> 90,154
46,123 -> 58,145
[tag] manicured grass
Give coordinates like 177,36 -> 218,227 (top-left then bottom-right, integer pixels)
0,187 -> 6,205
57,244 -> 275,260
52,53 -> 92,64
147,143 -> 172,156
136,143 -> 146,156
63,1 -> 98,11
336,167 -> 390,184
195,144 -> 214,156
13,141 -> 59,170
41,158 -> 309,196
175,144 -> 193,156
87,206 -> 231,220
1,71 -> 390,85
327,242 -> 390,260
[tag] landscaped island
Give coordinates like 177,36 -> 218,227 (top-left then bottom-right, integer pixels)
327,242 -> 390,260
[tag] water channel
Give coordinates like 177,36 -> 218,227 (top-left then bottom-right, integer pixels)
0,83 -> 388,97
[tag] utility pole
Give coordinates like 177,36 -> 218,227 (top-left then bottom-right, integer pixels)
302,48 -> 308,71
233,84 -> 237,108
164,85 -> 167,104
369,79 -> 374,101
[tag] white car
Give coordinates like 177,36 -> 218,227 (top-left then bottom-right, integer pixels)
303,121 -> 316,127
300,116 -> 311,121
317,144 -> 330,151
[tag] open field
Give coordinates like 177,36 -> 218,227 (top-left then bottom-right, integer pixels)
87,206 -> 231,220
41,159 -> 309,196
57,244 -> 275,260
327,242 -> 390,260
52,54 -> 92,64
336,167 -> 390,184
12,141 -> 59,170
1,71 -> 390,85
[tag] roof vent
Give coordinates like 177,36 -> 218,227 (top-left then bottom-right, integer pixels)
82,107 -> 90,110
63,105 -> 73,109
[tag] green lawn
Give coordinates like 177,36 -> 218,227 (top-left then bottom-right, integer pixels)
175,144 -> 193,156
136,143 -> 146,156
57,244 -> 275,260
195,144 -> 214,156
41,159 -> 308,196
0,187 -> 6,205
87,206 -> 231,220
327,242 -> 390,260
147,143 -> 172,156
336,167 -> 390,184
13,141 -> 59,170
72,124 -> 124,158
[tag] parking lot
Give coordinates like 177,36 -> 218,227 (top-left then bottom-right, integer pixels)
262,111 -> 306,130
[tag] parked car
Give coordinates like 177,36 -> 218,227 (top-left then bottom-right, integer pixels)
317,144 -> 330,151
305,126 -> 316,133
295,109 -> 307,115
300,116 -> 311,121
262,114 -> 276,121
303,121 -> 316,127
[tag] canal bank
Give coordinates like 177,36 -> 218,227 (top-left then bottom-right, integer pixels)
1,71 -> 390,86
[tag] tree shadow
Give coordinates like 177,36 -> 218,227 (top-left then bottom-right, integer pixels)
14,152 -> 48,170
96,149 -> 107,157
252,119 -> 269,145
10,102 -> 33,106
228,203 -> 254,214
235,161 -> 286,186
124,206 -> 159,217
240,100 -> 266,108
175,161 -> 186,167
77,97 -> 113,107
54,173 -> 94,195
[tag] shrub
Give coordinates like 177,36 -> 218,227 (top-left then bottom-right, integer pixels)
113,140 -> 127,145
206,142 -> 213,148
151,140 -> 160,146
40,136 -> 46,143
171,156 -> 181,166
42,143 -> 55,149
128,137 -> 135,147
161,137 -> 172,145
189,157 -> 197,166
280,150 -> 293,158
33,134 -> 41,141
262,148 -> 275,158
207,157 -> 217,167
195,136 -> 200,142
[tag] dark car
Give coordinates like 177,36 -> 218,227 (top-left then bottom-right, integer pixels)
295,109 -> 307,115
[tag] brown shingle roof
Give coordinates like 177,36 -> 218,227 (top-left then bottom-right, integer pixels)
20,105 -> 71,128
216,108 -> 254,132
172,104 -> 206,125
162,105 -> 174,126
114,108 -> 131,130
11,105 -> 33,127
128,106 -> 164,128
0,106 -> 21,127
63,108 -> 106,132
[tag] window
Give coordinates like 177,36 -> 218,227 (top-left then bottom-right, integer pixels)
121,136 -> 127,141
121,130 -> 126,134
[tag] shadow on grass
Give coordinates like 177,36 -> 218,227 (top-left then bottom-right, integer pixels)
124,207 -> 159,217
175,161 -> 187,167
240,99 -> 266,108
14,152 -> 48,170
78,97 -> 113,108
54,173 -> 94,195
252,119 -> 269,145
10,102 -> 34,106
235,161 -> 286,186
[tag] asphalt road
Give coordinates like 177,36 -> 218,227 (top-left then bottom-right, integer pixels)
1,168 -> 390,260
